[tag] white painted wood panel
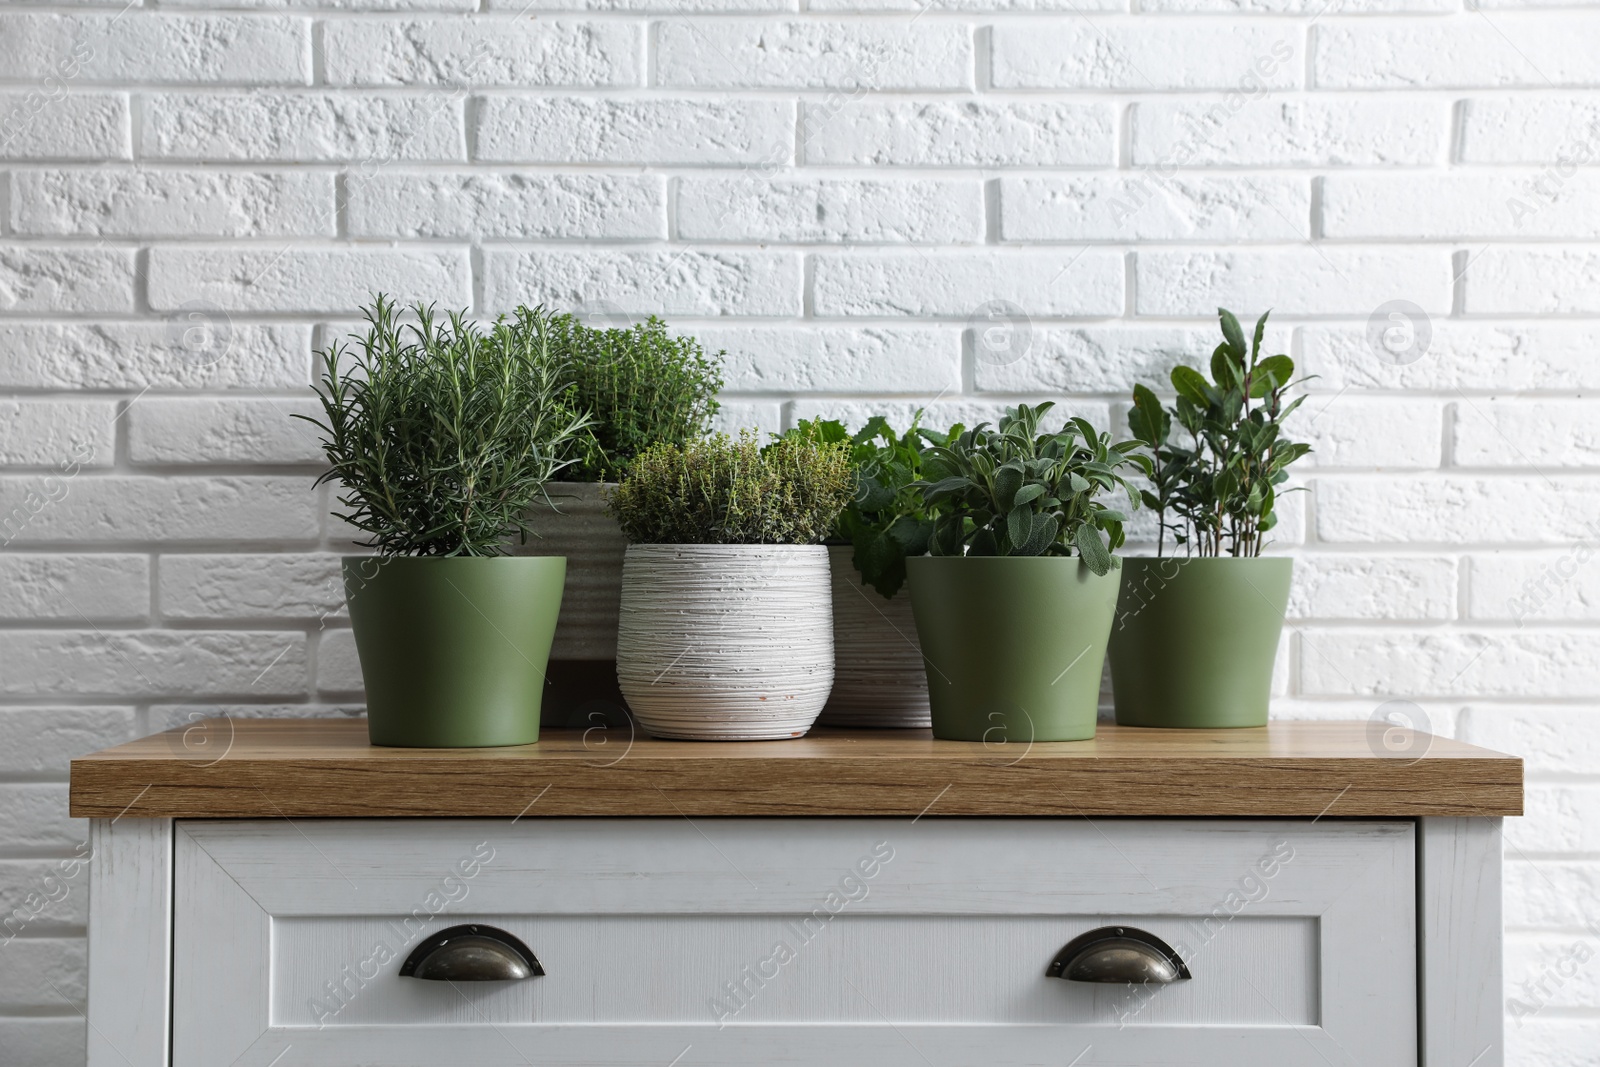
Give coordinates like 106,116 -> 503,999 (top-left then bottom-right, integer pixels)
1420,817 -> 1504,1067
87,817 -> 172,1067
174,818 -> 1417,1067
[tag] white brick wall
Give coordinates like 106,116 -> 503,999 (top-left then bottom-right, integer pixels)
1,2 -> 1597,1061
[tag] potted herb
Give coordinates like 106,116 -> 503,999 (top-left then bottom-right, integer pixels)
908,403 -> 1144,742
606,431 -> 853,740
1109,308 -> 1311,729
301,297 -> 588,747
795,416 -> 938,729
521,316 -> 723,664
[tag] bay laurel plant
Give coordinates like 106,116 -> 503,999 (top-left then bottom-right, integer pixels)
606,431 -> 854,545
547,315 -> 724,483
1126,308 -> 1312,558
917,402 -> 1146,576
298,295 -> 591,557
789,415 -> 942,598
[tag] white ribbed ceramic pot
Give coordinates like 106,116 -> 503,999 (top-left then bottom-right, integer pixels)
518,482 -> 626,660
616,544 -> 834,740
820,545 -> 931,728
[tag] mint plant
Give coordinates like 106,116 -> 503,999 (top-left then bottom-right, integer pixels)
917,403 -> 1144,576
1127,308 -> 1312,558
792,415 -> 943,598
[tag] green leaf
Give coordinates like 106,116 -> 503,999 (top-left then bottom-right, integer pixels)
1074,523 -> 1113,575
1016,514 -> 1058,556
1006,503 -> 1031,549
1253,354 -> 1294,396
1013,483 -> 1045,506
1171,365 -> 1212,405
1218,307 -> 1247,357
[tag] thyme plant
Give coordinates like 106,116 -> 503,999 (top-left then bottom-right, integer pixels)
298,296 -> 590,557
918,403 -> 1144,576
548,315 -> 724,482
1127,308 -> 1312,558
606,431 -> 853,545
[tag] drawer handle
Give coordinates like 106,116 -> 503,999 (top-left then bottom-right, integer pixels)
1047,926 -> 1191,984
399,924 -> 544,982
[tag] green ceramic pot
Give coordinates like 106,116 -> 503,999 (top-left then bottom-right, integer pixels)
1108,557 -> 1291,729
343,555 -> 566,748
906,556 -> 1122,743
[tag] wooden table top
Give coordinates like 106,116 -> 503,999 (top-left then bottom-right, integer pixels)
69,717 -> 1522,819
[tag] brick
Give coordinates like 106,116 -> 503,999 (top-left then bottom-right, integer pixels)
1464,247 -> 1600,314
0,91 -> 128,160
318,627 -> 363,692
0,323 -> 310,390
1461,96 -> 1600,164
1144,0 -> 1450,8
0,400 -> 116,468
710,401 -> 783,438
1290,396 -> 1443,470
1506,859 -> 1600,928
804,100 -> 1114,166
0,784 -> 78,849
0,556 -> 148,622
485,0 -> 789,8
325,18 -> 640,86
1133,97 -> 1448,166
678,178 -> 983,243
0,631 -> 307,698
808,0 -> 1117,7
148,248 -> 470,314
163,0 -> 476,7
992,21 -> 1299,90
790,399 -> 1112,441
1000,175 -> 1309,241
1298,629 -> 1600,698
1511,785 -> 1600,853
0,859 -> 89,935
0,247 -> 134,312
143,91 -> 464,162
0,476 -> 319,545
0,1019 -> 84,1066
161,553 -> 346,621
0,937 -> 84,1009
813,250 -> 1124,317
346,172 -> 663,239
657,20 -> 970,89
975,325 -> 1216,393
129,397 -> 323,465
0,708 -> 135,774
1506,933 -> 1600,1010
1316,475 -> 1600,544
1454,400 -> 1600,468
1285,555 -> 1456,621
0,12 -> 309,85
1316,16 -> 1600,89
1134,249 -> 1452,315
483,250 -> 800,317
1460,705 -> 1600,776
1468,551 -> 1600,622
698,326 -> 960,393
12,169 -> 333,237
476,97 -> 791,165
147,704 -> 364,734
1302,322 -> 1600,392
1323,173 -> 1600,239
1508,1020 -> 1600,1067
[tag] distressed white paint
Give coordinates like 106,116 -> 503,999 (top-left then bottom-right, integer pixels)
86,818 -> 171,1067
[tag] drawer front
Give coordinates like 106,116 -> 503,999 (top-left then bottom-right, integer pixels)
174,818 -> 1415,1066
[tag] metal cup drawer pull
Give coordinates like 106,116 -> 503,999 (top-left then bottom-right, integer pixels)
1047,926 -> 1192,984
400,924 -> 545,982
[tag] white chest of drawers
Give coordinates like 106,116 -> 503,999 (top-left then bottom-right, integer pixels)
72,719 -> 1522,1067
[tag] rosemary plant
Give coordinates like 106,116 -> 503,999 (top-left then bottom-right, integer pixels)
298,296 -> 590,557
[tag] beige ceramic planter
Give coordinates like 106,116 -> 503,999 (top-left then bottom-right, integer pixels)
820,545 -> 931,728
519,482 -> 626,660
